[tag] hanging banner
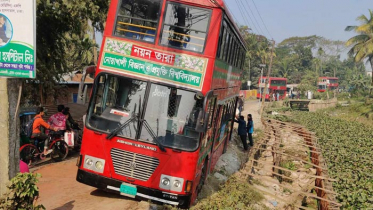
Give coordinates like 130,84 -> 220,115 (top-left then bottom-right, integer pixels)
0,0 -> 36,78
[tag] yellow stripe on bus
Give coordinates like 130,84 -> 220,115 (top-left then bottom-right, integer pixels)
116,28 -> 156,36
164,30 -> 205,41
118,22 -> 156,30
167,38 -> 203,47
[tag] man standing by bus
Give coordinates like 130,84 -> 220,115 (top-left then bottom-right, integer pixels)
234,115 -> 248,151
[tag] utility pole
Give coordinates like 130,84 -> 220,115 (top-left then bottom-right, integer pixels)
260,40 -> 276,117
258,64 -> 265,102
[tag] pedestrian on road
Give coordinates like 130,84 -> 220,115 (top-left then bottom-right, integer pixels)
247,114 -> 254,147
237,95 -> 244,116
234,115 -> 248,151
272,92 -> 276,101
276,91 -> 280,101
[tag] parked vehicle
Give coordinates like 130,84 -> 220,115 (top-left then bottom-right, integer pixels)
76,0 -> 247,208
317,77 -> 339,92
19,131 -> 69,166
257,77 -> 287,101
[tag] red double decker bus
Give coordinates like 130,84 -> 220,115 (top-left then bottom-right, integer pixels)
76,0 -> 247,208
256,77 -> 287,101
317,77 -> 339,92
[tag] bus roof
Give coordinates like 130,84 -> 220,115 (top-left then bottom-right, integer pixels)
319,77 -> 338,79
259,76 -> 287,81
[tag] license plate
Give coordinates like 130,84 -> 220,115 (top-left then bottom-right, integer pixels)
120,183 -> 137,198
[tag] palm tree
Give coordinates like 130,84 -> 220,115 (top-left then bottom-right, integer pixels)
278,59 -> 291,78
345,9 -> 373,94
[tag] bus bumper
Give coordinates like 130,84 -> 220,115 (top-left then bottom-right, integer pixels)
76,169 -> 191,208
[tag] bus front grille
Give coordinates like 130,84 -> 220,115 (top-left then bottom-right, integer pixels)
111,148 -> 159,181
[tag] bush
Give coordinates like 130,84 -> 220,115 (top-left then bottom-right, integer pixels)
192,176 -> 264,209
313,91 -> 328,100
0,173 -> 45,210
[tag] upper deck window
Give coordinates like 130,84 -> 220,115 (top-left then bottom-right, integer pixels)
160,2 -> 211,53
114,0 -> 162,43
271,80 -> 286,86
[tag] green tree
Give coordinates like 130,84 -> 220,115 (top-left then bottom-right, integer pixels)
34,0 -> 109,103
345,9 -> 373,94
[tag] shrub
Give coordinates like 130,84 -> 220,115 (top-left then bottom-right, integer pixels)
192,176 -> 264,209
0,173 -> 45,210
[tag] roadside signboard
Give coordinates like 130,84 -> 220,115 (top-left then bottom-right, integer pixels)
0,0 -> 36,78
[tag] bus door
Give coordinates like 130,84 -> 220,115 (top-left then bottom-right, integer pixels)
199,94 -> 217,174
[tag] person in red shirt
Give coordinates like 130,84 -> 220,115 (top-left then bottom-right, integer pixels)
31,107 -> 58,155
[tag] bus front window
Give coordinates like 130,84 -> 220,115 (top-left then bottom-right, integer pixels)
114,0 -> 162,43
140,84 -> 203,151
87,74 -> 148,139
160,2 -> 211,53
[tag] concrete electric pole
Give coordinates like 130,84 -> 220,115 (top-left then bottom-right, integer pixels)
260,40 -> 276,117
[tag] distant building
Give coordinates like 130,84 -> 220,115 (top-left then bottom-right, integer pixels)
367,71 -> 372,77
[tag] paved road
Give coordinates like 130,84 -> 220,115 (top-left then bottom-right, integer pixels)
241,99 -> 263,129
34,159 -> 145,210
34,100 -> 262,210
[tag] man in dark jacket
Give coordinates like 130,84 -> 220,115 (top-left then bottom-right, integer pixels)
234,115 -> 248,151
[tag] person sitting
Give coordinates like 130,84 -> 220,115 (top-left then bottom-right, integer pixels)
47,105 -> 67,132
63,107 -> 79,130
31,107 -> 58,155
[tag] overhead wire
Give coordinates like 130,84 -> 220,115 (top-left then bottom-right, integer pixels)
224,0 -> 251,48
233,0 -> 259,34
251,0 -> 273,39
241,0 -> 265,36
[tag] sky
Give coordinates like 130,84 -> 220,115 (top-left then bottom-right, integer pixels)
224,0 -> 372,43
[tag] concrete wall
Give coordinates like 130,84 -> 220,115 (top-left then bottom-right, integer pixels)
308,98 -> 338,112
0,78 -> 21,195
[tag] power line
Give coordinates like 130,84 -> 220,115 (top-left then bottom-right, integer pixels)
225,2 -> 240,27
251,0 -> 273,39
234,0 -> 259,34
225,1 -> 251,47
242,0 -> 265,36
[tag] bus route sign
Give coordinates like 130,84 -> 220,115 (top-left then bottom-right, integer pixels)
0,0 -> 36,78
100,38 -> 208,91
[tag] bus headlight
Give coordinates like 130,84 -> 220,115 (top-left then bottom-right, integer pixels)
86,158 -> 93,166
95,161 -> 104,170
161,178 -> 170,186
173,180 -> 181,188
83,155 -> 105,173
159,175 -> 184,192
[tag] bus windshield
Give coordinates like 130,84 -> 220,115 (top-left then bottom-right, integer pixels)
140,84 -> 202,151
87,73 -> 202,151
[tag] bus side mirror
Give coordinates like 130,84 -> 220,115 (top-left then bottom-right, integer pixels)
196,112 -> 209,133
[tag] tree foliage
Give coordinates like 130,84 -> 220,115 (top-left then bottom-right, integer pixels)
345,9 -> 373,94
0,173 -> 44,210
34,0 -> 109,101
